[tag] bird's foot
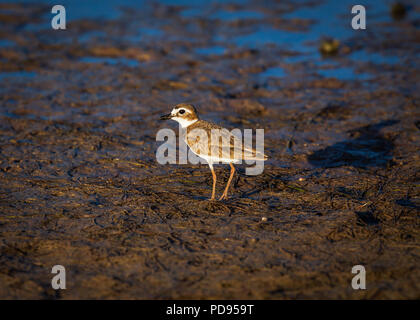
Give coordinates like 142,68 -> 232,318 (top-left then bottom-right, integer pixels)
218,193 -> 228,201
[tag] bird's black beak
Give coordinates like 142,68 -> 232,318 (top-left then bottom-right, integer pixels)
160,113 -> 172,120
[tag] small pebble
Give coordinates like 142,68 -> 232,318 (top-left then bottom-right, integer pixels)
319,38 -> 340,55
391,3 -> 406,20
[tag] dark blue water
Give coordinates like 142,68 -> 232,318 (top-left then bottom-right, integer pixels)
0,0 -> 414,81
259,67 -> 286,79
318,67 -> 370,80
195,46 -> 226,56
0,71 -> 36,81
79,56 -> 139,67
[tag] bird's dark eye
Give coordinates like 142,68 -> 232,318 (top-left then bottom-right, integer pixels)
179,109 -> 185,114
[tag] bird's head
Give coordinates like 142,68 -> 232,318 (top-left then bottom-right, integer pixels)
160,103 -> 199,128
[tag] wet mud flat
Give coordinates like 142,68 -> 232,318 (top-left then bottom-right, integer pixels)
0,0 -> 419,299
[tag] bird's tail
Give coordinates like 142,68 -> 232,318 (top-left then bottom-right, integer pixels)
243,148 -> 268,161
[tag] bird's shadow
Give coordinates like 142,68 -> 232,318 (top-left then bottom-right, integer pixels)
307,120 -> 398,168
355,210 -> 380,226
395,198 -> 419,210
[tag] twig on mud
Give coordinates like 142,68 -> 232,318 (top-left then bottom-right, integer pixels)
358,201 -> 372,209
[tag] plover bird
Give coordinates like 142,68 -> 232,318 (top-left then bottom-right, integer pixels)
160,103 -> 267,200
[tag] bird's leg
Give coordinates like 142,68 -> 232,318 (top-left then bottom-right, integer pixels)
209,164 -> 216,200
219,163 -> 235,200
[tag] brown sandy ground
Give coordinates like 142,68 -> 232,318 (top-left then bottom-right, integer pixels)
0,1 -> 419,299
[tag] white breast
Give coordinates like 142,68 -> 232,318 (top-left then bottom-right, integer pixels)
172,117 -> 198,128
